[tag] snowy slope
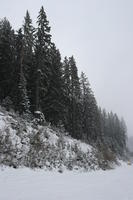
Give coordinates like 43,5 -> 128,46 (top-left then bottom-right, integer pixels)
0,107 -> 101,171
0,163 -> 133,200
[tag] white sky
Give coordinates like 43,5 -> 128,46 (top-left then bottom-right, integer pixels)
0,0 -> 133,136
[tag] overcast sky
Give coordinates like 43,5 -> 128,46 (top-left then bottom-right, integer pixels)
0,0 -> 133,136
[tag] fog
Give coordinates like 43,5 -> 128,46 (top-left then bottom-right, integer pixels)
0,0 -> 133,136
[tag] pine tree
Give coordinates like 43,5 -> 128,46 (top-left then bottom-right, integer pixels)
62,57 -> 71,130
99,108 -> 108,144
34,6 -> 52,112
80,72 -> 101,143
23,10 -> 35,71
12,29 -> 30,114
42,43 -> 65,125
99,109 -> 127,156
22,10 -> 35,110
119,117 -> 127,153
0,18 -> 15,101
68,56 -> 82,139
69,56 -> 80,99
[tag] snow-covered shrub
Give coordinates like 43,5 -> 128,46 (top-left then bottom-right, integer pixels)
33,111 -> 46,126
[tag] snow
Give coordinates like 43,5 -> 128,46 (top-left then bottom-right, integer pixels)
78,141 -> 92,153
65,136 -> 92,153
0,163 -> 133,200
34,111 -> 42,114
0,113 -> 6,129
46,128 -> 58,145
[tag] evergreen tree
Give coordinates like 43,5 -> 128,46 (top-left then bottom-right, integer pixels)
0,18 -> 15,101
34,6 -> 52,111
22,10 -> 35,110
99,109 -> 127,156
12,29 -> 30,114
68,56 -> 82,139
80,72 -> 101,143
99,108 -> 108,144
42,43 -> 65,125
119,117 -> 127,153
62,57 -> 71,97
69,56 -> 80,99
62,57 -> 71,130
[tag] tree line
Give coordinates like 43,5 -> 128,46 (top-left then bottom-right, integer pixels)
0,6 -> 127,157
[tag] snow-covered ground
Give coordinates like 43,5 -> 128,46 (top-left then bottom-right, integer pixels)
0,163 -> 133,200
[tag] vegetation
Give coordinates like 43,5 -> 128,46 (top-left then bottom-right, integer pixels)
0,6 -> 127,168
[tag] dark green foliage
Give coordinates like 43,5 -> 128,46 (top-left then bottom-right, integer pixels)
68,56 -> 82,139
0,18 -> 15,100
22,11 -> 35,110
62,56 -> 83,139
42,43 -> 65,125
62,57 -> 71,130
11,29 -> 30,114
34,6 -> 52,111
80,72 -> 101,143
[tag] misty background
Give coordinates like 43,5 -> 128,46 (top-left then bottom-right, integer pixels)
0,0 -> 133,136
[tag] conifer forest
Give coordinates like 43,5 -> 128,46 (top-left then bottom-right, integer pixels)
0,6 -> 127,169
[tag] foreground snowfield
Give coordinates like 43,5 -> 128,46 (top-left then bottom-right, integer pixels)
0,163 -> 133,200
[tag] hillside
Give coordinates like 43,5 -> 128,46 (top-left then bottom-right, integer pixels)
0,106 -> 119,171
